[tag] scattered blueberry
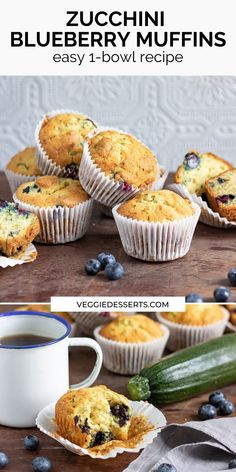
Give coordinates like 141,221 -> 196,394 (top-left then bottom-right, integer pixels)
185,293 -> 203,303
32,457 -> 52,472
184,152 -> 199,169
214,286 -> 232,302
209,392 -> 225,407
105,262 -> 124,281
228,268 -> 236,287
198,403 -> 217,420
24,434 -> 40,451
219,400 -> 234,416
85,259 -> 101,276
155,464 -> 177,472
0,452 -> 8,469
229,459 -> 236,469
97,251 -> 116,269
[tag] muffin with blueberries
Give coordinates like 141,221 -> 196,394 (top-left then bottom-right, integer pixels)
5,147 -> 41,194
175,150 -> 232,196
14,175 -> 93,244
55,385 -> 132,448
94,314 -> 169,374
205,169 -> 236,221
79,129 -> 159,207
157,304 -> 229,351
113,189 -> 200,262
36,111 -> 97,178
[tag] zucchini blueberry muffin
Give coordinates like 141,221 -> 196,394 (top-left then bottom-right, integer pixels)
0,201 -> 40,256
157,304 -> 229,351
113,189 -> 200,262
55,385 -> 131,448
14,176 -> 93,244
5,147 -> 41,194
79,129 -> 159,207
175,151 -> 232,196
37,112 -> 97,177
205,169 -> 236,221
94,314 -> 169,374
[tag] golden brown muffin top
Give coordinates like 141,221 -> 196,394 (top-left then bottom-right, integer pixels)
117,189 -> 194,223
88,130 -> 158,189
162,304 -> 225,326
15,175 -> 90,208
17,305 -> 74,324
39,113 -> 97,169
100,314 -> 163,343
6,147 -> 41,176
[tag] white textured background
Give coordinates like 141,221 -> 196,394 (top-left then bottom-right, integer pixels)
0,76 -> 236,171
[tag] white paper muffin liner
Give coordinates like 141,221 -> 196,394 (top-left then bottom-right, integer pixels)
168,183 -> 236,228
36,400 -> 166,459
156,307 -> 229,351
0,243 -> 37,268
79,127 -> 163,208
112,201 -> 200,262
35,109 -> 98,177
4,169 -> 39,195
71,312 -> 136,335
226,321 -> 236,333
13,194 -> 94,244
94,324 -> 169,375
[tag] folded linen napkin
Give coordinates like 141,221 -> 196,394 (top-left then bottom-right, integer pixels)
124,418 -> 236,472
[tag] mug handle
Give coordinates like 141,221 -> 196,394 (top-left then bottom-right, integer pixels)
68,337 -> 103,389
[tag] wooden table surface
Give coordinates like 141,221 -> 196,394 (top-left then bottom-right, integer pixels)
1,171 -> 236,303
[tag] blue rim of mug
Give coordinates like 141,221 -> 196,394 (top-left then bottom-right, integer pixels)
0,311 -> 72,349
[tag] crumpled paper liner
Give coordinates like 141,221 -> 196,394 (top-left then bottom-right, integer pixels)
112,202 -> 200,262
79,127 -> 164,208
4,168 -> 39,195
36,400 -> 166,460
156,307 -> 229,351
168,183 -> 236,228
94,324 -> 169,375
13,194 -> 94,244
0,243 -> 37,268
35,109 -> 98,177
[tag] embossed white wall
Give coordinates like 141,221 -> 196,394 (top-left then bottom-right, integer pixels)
0,76 -> 236,170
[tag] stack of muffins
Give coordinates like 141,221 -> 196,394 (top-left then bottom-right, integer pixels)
3,109 -> 202,261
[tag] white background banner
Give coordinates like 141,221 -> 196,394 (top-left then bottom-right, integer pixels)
0,0 -> 235,75
51,297 -> 186,312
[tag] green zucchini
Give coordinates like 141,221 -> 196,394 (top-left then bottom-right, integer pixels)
127,333 -> 236,405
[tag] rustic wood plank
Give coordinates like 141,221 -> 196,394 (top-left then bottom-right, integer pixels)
0,171 -> 236,302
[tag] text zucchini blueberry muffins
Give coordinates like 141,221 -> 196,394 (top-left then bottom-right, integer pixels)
14,176 -> 93,244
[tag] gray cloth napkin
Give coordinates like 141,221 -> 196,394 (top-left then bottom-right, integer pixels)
124,418 -> 236,472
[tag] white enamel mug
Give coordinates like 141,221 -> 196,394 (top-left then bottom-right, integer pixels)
0,311 -> 103,427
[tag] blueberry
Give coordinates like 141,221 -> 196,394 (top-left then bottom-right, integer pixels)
184,152 -> 199,169
198,403 -> 217,420
185,293 -> 203,303
219,400 -> 234,416
0,452 -> 9,469
228,268 -> 236,287
32,457 -> 52,472
229,459 -> 236,469
209,391 -> 225,407
85,259 -> 101,276
105,262 -> 124,281
214,286 -> 232,302
97,251 -> 116,269
24,434 -> 40,451
155,464 -> 177,472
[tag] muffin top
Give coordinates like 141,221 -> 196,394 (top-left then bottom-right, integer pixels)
17,305 -> 74,324
162,304 -> 225,326
6,147 -> 41,176
15,176 -> 90,208
39,113 -> 97,170
175,151 -> 232,196
100,314 -> 163,343
206,169 -> 236,207
117,189 -> 194,223
87,130 -> 158,189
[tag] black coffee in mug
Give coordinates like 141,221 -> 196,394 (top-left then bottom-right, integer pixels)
0,334 -> 55,346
